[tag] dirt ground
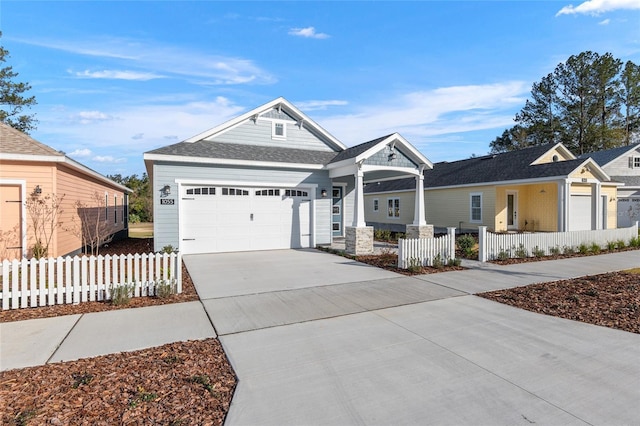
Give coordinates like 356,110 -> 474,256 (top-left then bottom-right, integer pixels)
2,238 -> 638,424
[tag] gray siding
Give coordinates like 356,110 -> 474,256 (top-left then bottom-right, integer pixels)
206,119 -> 335,152
152,161 -> 332,251
603,146 -> 640,177
333,176 -> 355,227
364,147 -> 417,168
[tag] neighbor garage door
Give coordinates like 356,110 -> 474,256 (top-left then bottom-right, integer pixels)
617,196 -> 640,228
180,185 -> 311,254
569,194 -> 593,231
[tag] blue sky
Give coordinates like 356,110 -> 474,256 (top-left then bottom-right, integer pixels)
1,0 -> 639,177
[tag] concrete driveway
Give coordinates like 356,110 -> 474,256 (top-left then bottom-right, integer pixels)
183,250 -> 640,425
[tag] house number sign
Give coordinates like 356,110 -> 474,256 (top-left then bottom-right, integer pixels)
160,198 -> 175,205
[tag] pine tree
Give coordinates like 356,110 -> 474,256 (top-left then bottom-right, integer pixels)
0,32 -> 37,134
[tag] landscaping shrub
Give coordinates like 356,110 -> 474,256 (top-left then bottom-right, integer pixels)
514,244 -> 528,258
532,246 -> 545,258
590,242 -> 601,254
432,253 -> 444,269
456,234 -> 475,257
578,243 -> 590,254
110,283 -> 134,306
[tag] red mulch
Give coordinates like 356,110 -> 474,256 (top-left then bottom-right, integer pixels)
0,238 -> 236,425
0,339 -> 236,425
479,271 -> 640,334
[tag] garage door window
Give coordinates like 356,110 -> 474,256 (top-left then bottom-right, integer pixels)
285,189 -> 308,197
186,187 -> 216,195
222,188 -> 249,196
255,189 -> 281,196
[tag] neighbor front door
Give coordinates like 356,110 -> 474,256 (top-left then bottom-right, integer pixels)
507,192 -> 518,230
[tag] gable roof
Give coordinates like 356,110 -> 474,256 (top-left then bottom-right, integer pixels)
579,144 -> 640,167
146,140 -> 338,166
327,133 -> 433,170
0,122 -> 130,192
365,143 -> 610,193
0,122 -> 63,157
184,97 -> 347,151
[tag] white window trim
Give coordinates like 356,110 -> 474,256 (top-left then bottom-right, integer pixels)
387,197 -> 400,219
105,192 -> 109,222
634,157 -> 640,169
470,192 -> 483,223
373,198 -> 379,212
271,120 -> 287,140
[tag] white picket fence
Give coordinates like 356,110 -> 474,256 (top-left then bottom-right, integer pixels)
398,227 -> 457,269
478,222 -> 639,262
1,252 -> 182,310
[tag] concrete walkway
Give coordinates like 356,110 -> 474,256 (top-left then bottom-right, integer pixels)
1,250 -> 640,425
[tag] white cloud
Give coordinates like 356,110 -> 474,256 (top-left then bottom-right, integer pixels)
74,69 -> 164,81
18,36 -> 275,85
132,133 -> 144,140
288,27 -> 330,39
556,0 -> 640,16
598,18 -> 611,24
296,100 -> 348,111
319,82 -> 529,146
70,111 -> 116,124
68,148 -> 92,158
93,155 -> 126,163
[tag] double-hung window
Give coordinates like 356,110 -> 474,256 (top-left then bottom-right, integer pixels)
272,121 -> 286,140
387,198 -> 400,218
470,193 -> 482,223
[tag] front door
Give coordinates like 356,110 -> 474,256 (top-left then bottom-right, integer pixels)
332,187 -> 343,237
0,184 -> 23,259
507,192 -> 518,230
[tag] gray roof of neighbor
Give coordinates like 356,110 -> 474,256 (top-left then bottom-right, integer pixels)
612,176 -> 640,187
579,144 -> 640,166
147,140 -> 339,165
365,144 -> 588,193
0,122 -> 63,157
328,135 -> 392,163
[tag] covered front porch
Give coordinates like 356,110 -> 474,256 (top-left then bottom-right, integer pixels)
326,133 -> 434,255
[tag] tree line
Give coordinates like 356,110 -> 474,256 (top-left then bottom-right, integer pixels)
490,51 -> 640,155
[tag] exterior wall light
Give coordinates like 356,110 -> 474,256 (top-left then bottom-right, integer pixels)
321,189 -> 328,198
34,185 -> 42,196
161,185 -> 171,196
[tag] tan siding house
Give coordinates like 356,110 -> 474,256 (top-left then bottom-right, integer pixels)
365,143 -> 620,233
0,123 -> 131,260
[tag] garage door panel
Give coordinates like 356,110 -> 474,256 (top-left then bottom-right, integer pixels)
181,186 -> 312,254
569,195 -> 593,231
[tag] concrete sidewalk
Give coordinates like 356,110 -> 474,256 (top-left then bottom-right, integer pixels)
1,250 -> 639,425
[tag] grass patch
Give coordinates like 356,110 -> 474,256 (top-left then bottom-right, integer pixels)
624,268 -> 640,274
128,222 -> 153,238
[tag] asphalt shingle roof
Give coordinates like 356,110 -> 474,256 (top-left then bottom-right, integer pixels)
611,176 -> 640,187
365,144 -> 587,193
147,140 -> 339,165
328,135 -> 393,163
579,144 -> 640,166
0,122 -> 63,157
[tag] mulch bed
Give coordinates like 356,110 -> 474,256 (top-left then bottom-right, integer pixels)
356,253 -> 464,275
0,338 -> 236,425
0,238 -> 236,425
479,270 -> 640,334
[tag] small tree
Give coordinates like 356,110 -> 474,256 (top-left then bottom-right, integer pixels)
25,191 -> 64,258
68,192 -> 115,256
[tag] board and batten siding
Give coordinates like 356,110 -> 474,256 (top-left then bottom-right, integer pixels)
152,162 -> 332,252
204,118 -> 335,152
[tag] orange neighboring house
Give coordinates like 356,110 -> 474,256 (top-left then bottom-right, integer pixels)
0,122 -> 131,260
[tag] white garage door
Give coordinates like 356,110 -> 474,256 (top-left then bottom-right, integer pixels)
180,185 -> 311,254
569,195 -> 593,231
617,196 -> 640,228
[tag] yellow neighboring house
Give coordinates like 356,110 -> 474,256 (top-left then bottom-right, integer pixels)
365,143 -> 620,233
0,123 -> 131,260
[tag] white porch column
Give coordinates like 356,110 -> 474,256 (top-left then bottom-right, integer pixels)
354,166 -> 366,227
557,179 -> 569,232
412,166 -> 426,226
593,182 -> 601,230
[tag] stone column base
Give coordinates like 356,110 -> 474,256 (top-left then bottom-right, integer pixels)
345,226 -> 374,255
406,224 -> 434,239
